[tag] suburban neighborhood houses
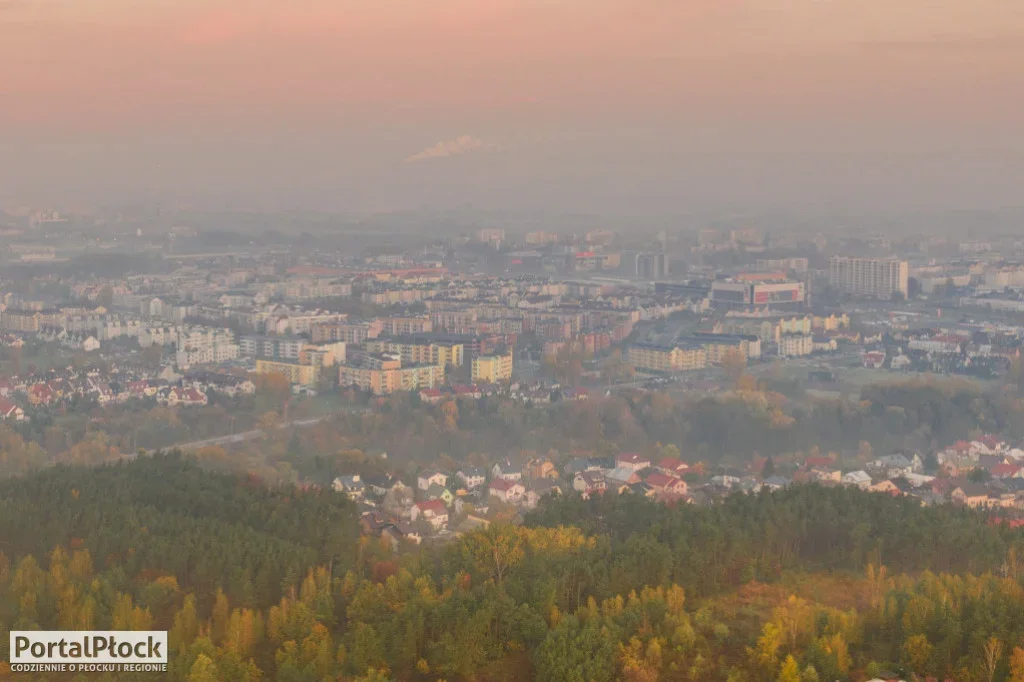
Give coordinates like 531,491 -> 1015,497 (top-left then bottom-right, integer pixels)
332,430 -> 1024,547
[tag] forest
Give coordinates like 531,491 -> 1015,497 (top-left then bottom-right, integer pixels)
4,456 -> 1024,681
4,376 -> 1018,487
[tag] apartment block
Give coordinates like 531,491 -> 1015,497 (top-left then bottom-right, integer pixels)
687,333 -> 762,364
471,352 -> 514,384
255,359 -> 318,387
380,316 -> 433,336
311,320 -> 383,345
627,343 -> 707,372
338,353 -> 445,395
175,327 -> 239,367
828,256 -> 909,299
365,338 -> 464,367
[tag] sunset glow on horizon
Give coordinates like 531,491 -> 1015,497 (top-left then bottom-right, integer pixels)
2,0 -> 1022,211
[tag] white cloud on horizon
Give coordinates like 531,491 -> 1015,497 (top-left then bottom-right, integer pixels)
404,135 -> 504,163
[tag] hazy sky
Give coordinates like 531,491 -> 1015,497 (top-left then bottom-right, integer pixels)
2,0 -> 1023,213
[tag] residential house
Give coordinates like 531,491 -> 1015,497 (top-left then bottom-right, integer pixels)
489,478 -> 526,504
903,473 -> 936,488
364,474 -> 407,497
710,474 -> 741,489
456,467 -> 487,489
616,453 -> 652,472
526,459 -> 558,480
417,470 -> 448,491
644,472 -> 688,497
951,483 -> 992,508
392,521 -> 423,544
628,481 -> 656,497
425,484 -> 454,506
989,462 -> 1024,479
606,466 -> 642,487
808,467 -> 842,484
162,387 -> 209,407
869,479 -> 900,495
332,475 -> 365,500
410,500 -> 449,530
573,471 -> 607,498
564,457 -> 604,476
524,480 -> 562,509
869,454 -> 922,479
0,398 -> 25,421
762,475 -> 792,491
491,461 -> 523,482
27,383 -> 56,406
656,457 -> 690,477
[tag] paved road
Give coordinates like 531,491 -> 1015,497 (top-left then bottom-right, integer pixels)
140,412 -> 362,456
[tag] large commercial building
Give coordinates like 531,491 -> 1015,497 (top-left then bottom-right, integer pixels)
635,253 -> 669,280
828,257 -> 909,299
471,352 -> 514,384
709,279 -> 805,309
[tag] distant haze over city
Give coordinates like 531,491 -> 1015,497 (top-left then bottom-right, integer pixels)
1,0 -> 1022,213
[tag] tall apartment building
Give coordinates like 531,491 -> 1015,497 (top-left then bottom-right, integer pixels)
239,335 -> 306,361
627,343 -> 707,372
471,352 -> 514,384
311,320 -> 383,345
635,253 -> 669,280
174,327 -> 239,367
255,359 -> 318,387
337,353 -> 445,395
1,310 -> 41,333
829,257 -> 909,299
365,338 -> 464,367
380,316 -> 433,336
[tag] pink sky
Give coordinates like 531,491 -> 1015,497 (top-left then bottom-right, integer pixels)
2,0 -> 1022,210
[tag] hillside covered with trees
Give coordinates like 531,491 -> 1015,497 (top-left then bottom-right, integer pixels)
4,457 -> 1024,680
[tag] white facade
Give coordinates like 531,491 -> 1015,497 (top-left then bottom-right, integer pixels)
174,326 -> 239,368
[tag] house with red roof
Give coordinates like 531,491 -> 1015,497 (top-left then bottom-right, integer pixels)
657,457 -> 690,477
644,472 -> 688,497
0,397 -> 24,421
489,478 -> 526,504
989,462 -> 1024,479
27,383 -> 55,406
410,500 -> 449,530
616,453 -> 651,472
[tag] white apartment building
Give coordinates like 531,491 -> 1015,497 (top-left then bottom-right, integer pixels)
828,257 -> 909,299
139,326 -> 179,347
175,326 -> 239,368
777,334 -> 814,358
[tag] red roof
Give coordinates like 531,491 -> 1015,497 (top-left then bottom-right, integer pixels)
416,500 -> 448,516
0,397 -> 20,416
804,456 -> 834,468
658,457 -> 689,473
989,463 -> 1022,478
645,472 -> 682,489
